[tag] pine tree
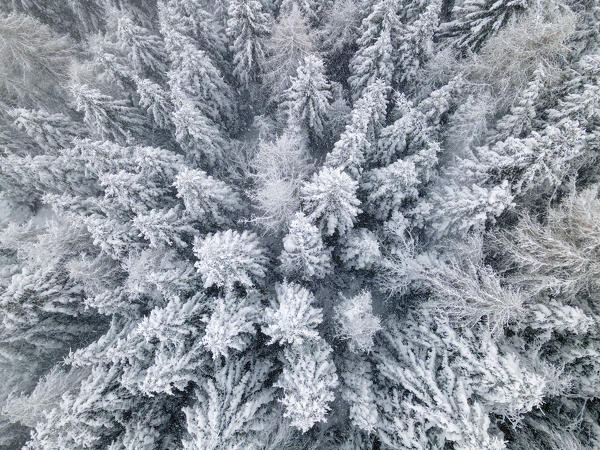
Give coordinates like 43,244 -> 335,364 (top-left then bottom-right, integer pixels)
427,260 -> 525,335
495,187 -> 600,301
371,308 -> 544,449
340,354 -> 379,434
166,39 -> 234,127
416,75 -> 465,139
263,281 -> 323,346
460,4 -> 572,111
171,100 -> 226,168
0,220 -> 102,365
174,168 -> 241,226
88,31 -> 133,90
24,364 -> 154,449
0,152 -> 84,207
279,212 -> 332,280
492,67 -> 545,141
547,54 -> 600,144
193,230 -> 268,290
107,400 -> 175,450
83,212 -> 143,262
279,0 -> 332,26
394,3 -> 440,90
123,248 -> 197,303
66,0 -> 106,36
158,0 -> 228,64
319,0 -> 363,60
8,108 -> 84,153
483,119 -> 589,201
285,54 -> 332,142
251,131 -> 313,231
338,227 -> 381,271
2,366 -> 89,431
1,0 -> 75,35
361,159 -> 420,222
348,0 -> 399,100
0,13 -> 73,106
5,2 -> 600,448
202,293 -> 260,359
275,339 -> 339,432
375,93 -> 429,166
182,356 -> 277,450
93,143 -> 183,214
413,180 -> 514,242
301,166 -> 361,236
132,206 -> 194,249
116,16 -> 167,77
227,0 -> 271,88
335,291 -> 381,353
135,78 -> 173,130
325,79 -> 389,178
440,0 -> 531,52
0,108 -> 38,157
127,295 -> 208,395
71,83 -> 146,144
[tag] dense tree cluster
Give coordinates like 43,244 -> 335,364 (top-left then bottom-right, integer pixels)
1,0 -> 600,448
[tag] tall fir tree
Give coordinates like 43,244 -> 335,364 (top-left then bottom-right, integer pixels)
227,0 -> 271,89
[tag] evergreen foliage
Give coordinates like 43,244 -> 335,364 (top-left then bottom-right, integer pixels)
2,1 -> 600,448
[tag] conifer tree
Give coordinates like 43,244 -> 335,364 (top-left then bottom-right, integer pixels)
8,108 -> 84,153
301,166 -> 361,236
263,281 -> 323,346
394,3 -> 440,90
275,339 -> 339,432
174,168 -> 241,226
483,119 -> 589,201
67,0 -> 106,36
251,131 -> 313,231
263,4 -> 315,97
548,54 -> 600,141
362,159 -> 420,222
375,93 -> 429,166
132,206 -> 194,249
335,291 -> 381,353
171,100 -> 226,168
279,212 -> 332,280
227,0 -> 271,89
285,54 -> 332,143
414,180 -> 514,242
371,308 -> 544,449
116,16 -> 168,77
493,67 -> 545,141
0,13 -> 73,106
338,227 -> 381,271
4,2 -> 600,449
279,0 -> 332,26
158,0 -> 228,63
348,0 -> 399,100
166,39 -> 234,127
319,0 -> 363,60
340,354 -> 379,434
202,293 -> 260,359
325,79 -> 389,178
193,230 -> 268,290
182,356 -> 277,449
440,0 -> 531,52
123,248 -> 197,303
71,83 -> 146,144
135,78 -> 173,130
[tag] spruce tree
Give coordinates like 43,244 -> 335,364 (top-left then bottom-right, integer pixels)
227,0 -> 271,88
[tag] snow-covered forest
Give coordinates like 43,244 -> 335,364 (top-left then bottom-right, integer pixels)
0,0 -> 599,448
